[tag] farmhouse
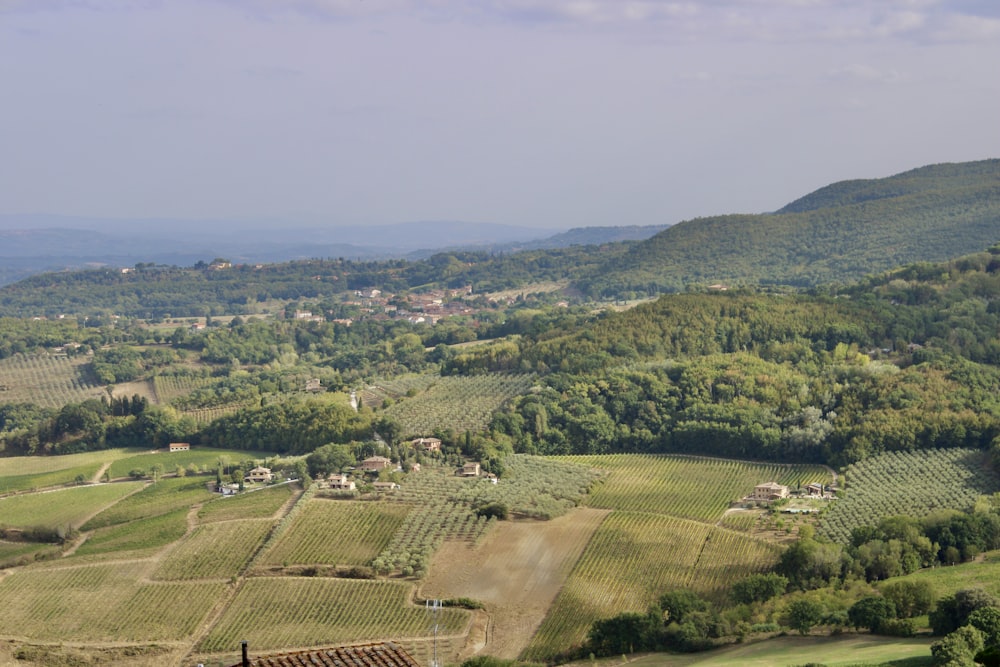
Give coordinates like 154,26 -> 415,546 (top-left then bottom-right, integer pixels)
226,641 -> 420,667
360,456 -> 393,472
411,436 -> 442,452
751,481 -> 789,501
372,481 -> 400,491
805,482 -> 825,496
245,466 -> 273,483
168,442 -> 190,452
459,462 -> 481,477
328,473 -> 356,491
304,378 -> 323,392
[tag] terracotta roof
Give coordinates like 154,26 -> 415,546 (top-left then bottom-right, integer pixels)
228,642 -> 421,667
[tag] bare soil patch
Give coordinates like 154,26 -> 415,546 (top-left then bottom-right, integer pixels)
420,506 -> 610,660
111,380 -> 157,405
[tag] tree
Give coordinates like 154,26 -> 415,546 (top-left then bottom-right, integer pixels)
881,579 -> 935,618
848,596 -> 897,633
586,612 -> 659,656
659,589 -> 708,624
932,625 -> 984,667
784,598 -> 823,635
932,589 -> 1000,636
731,573 -> 788,605
967,607 -> 1000,647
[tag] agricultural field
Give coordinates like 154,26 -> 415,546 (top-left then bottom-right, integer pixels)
196,578 -> 470,654
0,449 -> 139,493
0,353 -> 104,408
198,483 -> 296,523
105,446 -> 276,479
0,562 -> 225,642
153,519 -> 273,580
820,447 -> 1000,544
569,453 -> 831,522
81,476 -> 215,529
72,507 -> 190,558
0,448 -> 134,477
0,481 -> 143,530
522,513 -> 780,661
379,373 -> 535,436
151,373 -> 214,404
258,498 -> 408,568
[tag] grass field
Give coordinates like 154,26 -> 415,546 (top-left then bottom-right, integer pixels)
81,476 -> 214,529
588,635 -> 935,666
72,507 -> 189,558
105,446 -> 278,479
0,481 -> 143,530
0,448 -> 138,492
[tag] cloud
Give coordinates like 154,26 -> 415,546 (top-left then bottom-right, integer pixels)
828,63 -> 904,84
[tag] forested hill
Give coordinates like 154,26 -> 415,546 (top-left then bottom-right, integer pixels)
476,248 -> 1000,466
579,159 -> 1000,297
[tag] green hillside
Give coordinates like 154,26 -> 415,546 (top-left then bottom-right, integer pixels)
582,159 -> 1000,297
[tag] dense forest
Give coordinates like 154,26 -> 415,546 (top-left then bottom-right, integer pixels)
3,247 -> 1000,473
582,159 -> 1000,297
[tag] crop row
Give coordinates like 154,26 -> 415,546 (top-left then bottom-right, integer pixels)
0,353 -> 104,407
821,447 -> 1000,544
259,499 -> 409,567
153,519 -> 273,581
380,373 -> 534,436
198,577 -> 469,653
152,373 -> 214,404
565,453 -> 830,522
523,512 -> 778,661
0,562 -> 223,641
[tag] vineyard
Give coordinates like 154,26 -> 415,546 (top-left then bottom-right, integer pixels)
153,519 -> 273,580
0,353 -> 104,408
516,454 -> 823,661
151,373 -> 214,404
258,499 -> 409,568
196,578 -> 470,654
821,447 -> 1000,544
522,512 -> 781,661
379,373 -> 535,436
569,453 -> 830,521
197,483 -> 296,523
0,562 -> 224,642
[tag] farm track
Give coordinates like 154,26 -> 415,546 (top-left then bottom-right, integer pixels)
178,486 -> 305,665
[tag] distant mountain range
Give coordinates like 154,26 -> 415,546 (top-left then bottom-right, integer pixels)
0,216 -> 669,286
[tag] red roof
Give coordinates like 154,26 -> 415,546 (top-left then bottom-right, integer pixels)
227,642 -> 421,667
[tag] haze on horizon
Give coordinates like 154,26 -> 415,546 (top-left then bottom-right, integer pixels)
1,0 -> 999,231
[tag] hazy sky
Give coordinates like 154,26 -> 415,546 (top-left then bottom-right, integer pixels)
2,0 -> 998,230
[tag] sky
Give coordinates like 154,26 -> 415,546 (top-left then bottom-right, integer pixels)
1,0 -> 999,231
